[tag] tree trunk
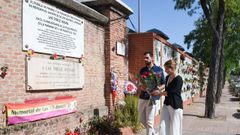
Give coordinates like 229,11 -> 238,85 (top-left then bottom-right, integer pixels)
223,67 -> 226,88
215,44 -> 224,104
202,0 -> 225,118
205,36 -> 222,118
199,62 -> 205,97
216,20 -> 226,104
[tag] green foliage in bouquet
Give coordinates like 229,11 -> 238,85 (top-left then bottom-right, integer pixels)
137,70 -> 162,106
137,70 -> 161,92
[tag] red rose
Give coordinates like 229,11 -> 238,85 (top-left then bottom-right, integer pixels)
141,75 -> 147,79
53,53 -> 58,59
157,74 -> 161,78
0,72 -> 7,78
1,72 -> 7,76
127,84 -> 134,91
145,72 -> 151,76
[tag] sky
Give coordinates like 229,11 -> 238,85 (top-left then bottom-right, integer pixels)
122,0 -> 201,53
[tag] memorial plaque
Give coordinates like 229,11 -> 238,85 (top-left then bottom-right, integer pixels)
116,42 -> 126,56
27,57 -> 84,90
23,0 -> 84,58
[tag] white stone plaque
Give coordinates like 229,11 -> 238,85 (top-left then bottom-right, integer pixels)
23,0 -> 84,58
27,57 -> 84,90
116,42 -> 126,56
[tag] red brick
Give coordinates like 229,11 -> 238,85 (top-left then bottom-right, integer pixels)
0,0 -> 108,134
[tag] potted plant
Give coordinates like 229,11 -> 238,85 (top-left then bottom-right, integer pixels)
114,95 -> 142,134
87,114 -> 121,135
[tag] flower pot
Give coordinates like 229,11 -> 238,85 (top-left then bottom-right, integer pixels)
120,127 -> 134,135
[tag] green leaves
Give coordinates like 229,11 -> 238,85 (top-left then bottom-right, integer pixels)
114,95 -> 141,132
174,0 -> 240,71
173,0 -> 195,10
184,17 -> 211,65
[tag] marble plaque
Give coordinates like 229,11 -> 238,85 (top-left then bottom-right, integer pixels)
27,57 -> 84,90
23,0 -> 84,58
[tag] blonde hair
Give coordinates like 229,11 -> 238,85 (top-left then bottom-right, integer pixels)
164,59 -> 177,70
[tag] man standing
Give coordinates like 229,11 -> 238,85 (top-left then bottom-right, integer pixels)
138,52 -> 165,135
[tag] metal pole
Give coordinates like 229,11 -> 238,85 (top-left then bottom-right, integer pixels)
138,0 -> 141,33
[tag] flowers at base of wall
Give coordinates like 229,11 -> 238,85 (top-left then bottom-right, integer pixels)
65,128 -> 73,135
65,127 -> 81,135
50,53 -> 65,60
0,66 -> 8,79
111,70 -> 118,99
123,81 -> 137,95
87,114 -> 120,135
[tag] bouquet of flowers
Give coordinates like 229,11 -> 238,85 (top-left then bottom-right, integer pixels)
0,66 -> 8,79
50,53 -> 65,60
137,70 -> 162,105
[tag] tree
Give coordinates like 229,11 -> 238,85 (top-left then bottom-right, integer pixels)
216,0 -> 240,103
224,0 -> 240,71
184,17 -> 211,66
183,0 -> 240,104
173,0 -> 225,118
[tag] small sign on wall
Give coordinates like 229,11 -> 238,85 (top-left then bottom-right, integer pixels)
116,42 -> 126,56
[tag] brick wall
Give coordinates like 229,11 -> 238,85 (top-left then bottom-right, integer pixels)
0,0 -> 107,134
101,7 -> 129,111
128,33 -> 154,76
109,10 -> 128,106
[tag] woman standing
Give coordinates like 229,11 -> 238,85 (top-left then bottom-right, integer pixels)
159,59 -> 183,135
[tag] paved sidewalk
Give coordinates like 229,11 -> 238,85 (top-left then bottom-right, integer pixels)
137,82 -> 240,135
183,83 -> 240,135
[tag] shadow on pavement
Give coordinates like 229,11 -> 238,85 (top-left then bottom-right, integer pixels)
183,113 -> 205,118
237,109 -> 240,113
232,112 -> 240,119
230,98 -> 240,102
192,101 -> 205,104
184,114 -> 227,121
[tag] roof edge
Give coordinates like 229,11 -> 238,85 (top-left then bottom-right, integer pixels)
51,0 -> 109,25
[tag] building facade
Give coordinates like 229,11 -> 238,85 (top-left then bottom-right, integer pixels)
0,0 -> 132,134
128,30 -> 206,107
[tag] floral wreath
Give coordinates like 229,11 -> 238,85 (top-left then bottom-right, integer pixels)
111,71 -> 118,98
124,81 -> 137,95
